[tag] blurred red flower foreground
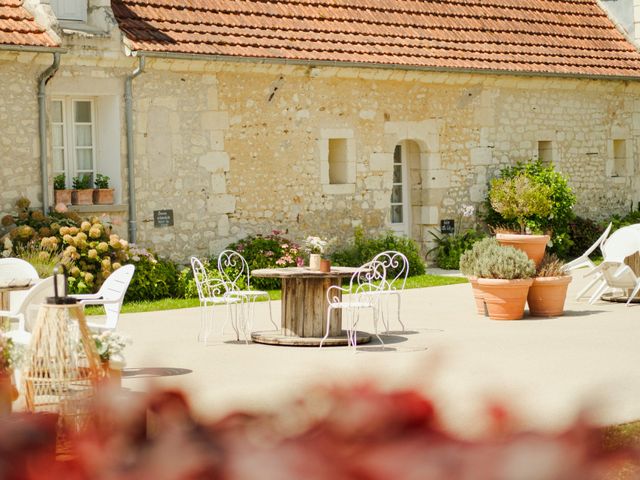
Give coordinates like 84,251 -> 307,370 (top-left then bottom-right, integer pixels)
0,384 -> 638,480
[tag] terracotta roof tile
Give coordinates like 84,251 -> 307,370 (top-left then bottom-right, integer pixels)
0,0 -> 58,49
111,0 -> 640,78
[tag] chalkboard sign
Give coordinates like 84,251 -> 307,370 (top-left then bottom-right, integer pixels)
440,219 -> 455,234
154,209 -> 174,228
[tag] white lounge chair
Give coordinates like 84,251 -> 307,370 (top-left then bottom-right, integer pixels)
0,276 -> 56,346
0,257 -> 40,308
70,264 -> 135,332
563,222 -> 612,273
587,261 -> 640,306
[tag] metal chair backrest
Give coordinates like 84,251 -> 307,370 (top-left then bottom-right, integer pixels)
218,250 -> 252,291
350,259 -> 387,297
0,258 -> 39,281
190,256 -> 209,302
370,251 -> 408,291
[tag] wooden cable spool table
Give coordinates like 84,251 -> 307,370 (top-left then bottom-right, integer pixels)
251,267 -> 372,346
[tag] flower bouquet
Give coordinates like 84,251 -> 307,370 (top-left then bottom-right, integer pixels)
92,331 -> 131,387
304,236 -> 329,271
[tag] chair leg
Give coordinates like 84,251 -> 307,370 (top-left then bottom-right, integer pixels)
372,307 -> 384,347
265,295 -> 277,330
320,306 -> 333,348
395,292 -> 405,332
626,283 -> 640,306
588,282 -> 609,305
576,274 -> 603,301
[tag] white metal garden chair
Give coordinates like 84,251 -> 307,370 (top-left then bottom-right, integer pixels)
564,222 -> 612,301
586,261 -> 640,306
0,275 -> 56,346
70,264 -> 135,332
364,251 -> 409,332
217,250 -> 276,342
320,259 -> 387,349
190,256 -> 241,343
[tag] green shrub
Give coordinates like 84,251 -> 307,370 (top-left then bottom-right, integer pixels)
566,216 -> 606,260
609,209 -> 640,232
428,229 -> 485,270
331,228 -> 425,277
226,231 -> 302,290
474,243 -> 535,280
482,160 -> 576,257
489,176 -> 553,234
176,259 -> 223,299
459,237 -> 500,277
125,251 -> 179,302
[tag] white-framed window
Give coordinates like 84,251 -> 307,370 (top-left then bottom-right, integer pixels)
50,0 -> 87,22
51,98 -> 96,187
390,143 -> 410,235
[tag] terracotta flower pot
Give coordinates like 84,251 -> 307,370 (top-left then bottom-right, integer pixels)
93,188 -> 114,205
54,189 -> 72,205
72,188 -> 94,205
468,276 -> 486,316
496,233 -> 550,267
0,373 -> 17,416
527,275 -> 572,317
477,278 -> 533,320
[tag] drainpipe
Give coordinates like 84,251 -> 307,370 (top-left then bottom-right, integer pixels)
38,52 -> 61,213
124,55 -> 145,243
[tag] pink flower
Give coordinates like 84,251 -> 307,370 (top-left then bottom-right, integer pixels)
296,257 -> 304,267
54,202 -> 67,213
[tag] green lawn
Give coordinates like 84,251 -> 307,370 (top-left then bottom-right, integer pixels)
87,273 -> 467,315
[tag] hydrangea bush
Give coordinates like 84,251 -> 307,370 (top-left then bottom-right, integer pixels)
226,230 -> 303,290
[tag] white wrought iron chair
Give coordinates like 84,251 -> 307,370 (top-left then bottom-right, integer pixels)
190,257 -> 241,343
364,251 -> 409,332
70,264 -> 135,332
586,261 -> 640,306
217,250 -> 276,342
0,275 -> 56,346
320,259 -> 387,348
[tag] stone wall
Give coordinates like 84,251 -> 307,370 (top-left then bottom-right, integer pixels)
1,44 -> 640,262
132,61 -> 640,260
0,53 -> 44,213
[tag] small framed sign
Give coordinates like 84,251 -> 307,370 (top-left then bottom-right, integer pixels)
440,219 -> 455,234
153,209 -> 174,228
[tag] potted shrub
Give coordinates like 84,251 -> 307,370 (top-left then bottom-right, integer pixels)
93,174 -> 114,205
71,174 -> 94,205
488,174 -> 552,267
475,242 -> 536,320
459,237 -> 499,315
527,253 -> 572,317
53,173 -> 72,205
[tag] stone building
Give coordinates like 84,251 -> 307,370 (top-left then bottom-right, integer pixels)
2,0 -> 640,261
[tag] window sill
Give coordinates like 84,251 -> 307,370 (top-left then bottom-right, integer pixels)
322,184 -> 355,195
66,204 -> 128,214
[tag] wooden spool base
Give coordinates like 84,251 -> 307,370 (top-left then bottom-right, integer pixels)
251,330 -> 372,347
601,293 -> 640,303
